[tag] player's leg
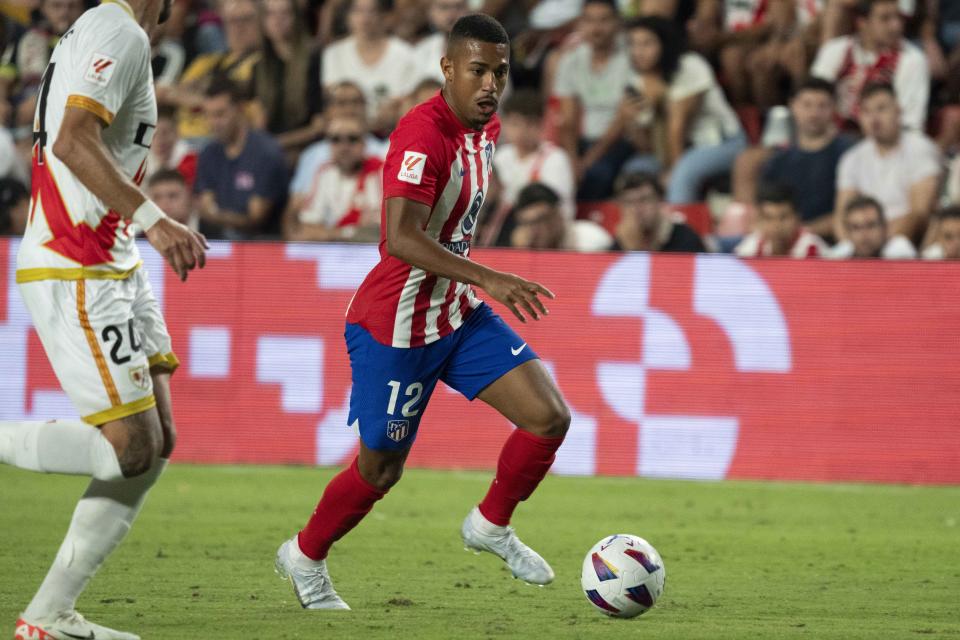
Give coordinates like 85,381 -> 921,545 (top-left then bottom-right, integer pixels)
277,322 -> 443,609
474,359 -> 570,524
13,274 -> 176,640
442,304 -> 569,585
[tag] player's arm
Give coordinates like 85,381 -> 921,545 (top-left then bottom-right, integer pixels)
385,196 -> 554,322
53,107 -> 207,280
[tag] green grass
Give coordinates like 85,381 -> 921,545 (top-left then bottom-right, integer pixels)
1,464 -> 959,639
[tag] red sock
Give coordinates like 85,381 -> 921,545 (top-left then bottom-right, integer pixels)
298,456 -> 386,560
478,429 -> 564,526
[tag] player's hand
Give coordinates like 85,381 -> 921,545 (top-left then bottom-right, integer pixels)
145,216 -> 209,282
479,270 -> 555,323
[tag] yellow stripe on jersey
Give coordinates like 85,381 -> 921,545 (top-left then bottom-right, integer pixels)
16,262 -> 142,284
100,0 -> 135,19
77,279 -> 123,407
66,95 -> 115,125
148,352 -> 180,374
83,395 -> 157,426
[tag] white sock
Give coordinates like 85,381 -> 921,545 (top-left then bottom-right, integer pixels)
290,535 -> 325,569
23,459 -> 168,619
470,505 -> 507,535
0,420 -> 123,481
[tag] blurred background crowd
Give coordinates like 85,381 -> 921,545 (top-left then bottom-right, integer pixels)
2,0 -> 960,260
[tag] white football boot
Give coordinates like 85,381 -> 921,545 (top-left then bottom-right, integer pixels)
14,610 -> 140,640
461,506 -> 555,585
274,537 -> 350,610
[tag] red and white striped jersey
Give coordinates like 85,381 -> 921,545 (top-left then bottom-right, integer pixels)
346,92 -> 499,348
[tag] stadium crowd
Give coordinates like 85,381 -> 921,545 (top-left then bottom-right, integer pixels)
2,0 -> 960,260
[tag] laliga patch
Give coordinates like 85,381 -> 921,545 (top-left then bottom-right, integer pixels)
398,151 -> 427,185
84,53 -> 118,87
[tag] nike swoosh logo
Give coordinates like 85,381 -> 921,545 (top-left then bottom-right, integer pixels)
62,631 -> 95,640
511,343 -> 527,356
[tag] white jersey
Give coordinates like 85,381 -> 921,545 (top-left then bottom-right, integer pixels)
17,0 -> 156,284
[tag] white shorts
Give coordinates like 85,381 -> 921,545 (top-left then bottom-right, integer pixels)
18,267 -> 178,425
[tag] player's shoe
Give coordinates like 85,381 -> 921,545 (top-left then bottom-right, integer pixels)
14,610 -> 140,640
274,537 -> 350,610
461,506 -> 555,585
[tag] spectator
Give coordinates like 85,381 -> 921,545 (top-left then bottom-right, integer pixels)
0,176 -> 28,235
811,0 -> 929,130
0,123 -> 28,184
612,171 -> 706,252
194,79 -> 288,239
553,0 -> 632,201
0,0 -> 82,127
413,0 -> 469,85
933,207 -> 960,260
835,82 -> 941,245
499,183 -> 613,251
253,0 -> 323,152
596,16 -> 746,204
282,113 -> 382,243
289,81 -> 389,203
493,89 -> 576,220
145,104 -> 198,186
161,0 -> 262,141
398,77 -> 443,117
736,182 -> 828,257
830,195 -> 917,258
724,78 -> 853,241
758,78 -> 855,238
322,0 -> 418,134
147,169 -> 199,231
151,21 -> 186,90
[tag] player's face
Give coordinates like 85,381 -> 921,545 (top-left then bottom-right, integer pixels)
757,202 -> 799,253
429,0 -> 467,33
149,181 -> 192,225
859,92 -> 901,146
580,3 -> 619,50
791,90 -> 835,139
328,118 -> 366,172
442,39 -> 509,130
845,206 -> 887,258
862,2 -> 902,48
619,185 -> 662,230
627,27 -> 661,74
940,219 -> 960,260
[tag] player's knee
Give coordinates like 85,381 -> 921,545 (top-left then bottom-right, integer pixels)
159,416 -> 177,459
368,463 -> 404,491
529,402 -> 571,439
105,412 -> 163,478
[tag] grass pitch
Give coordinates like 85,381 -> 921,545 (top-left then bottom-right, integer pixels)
1,464 -> 958,639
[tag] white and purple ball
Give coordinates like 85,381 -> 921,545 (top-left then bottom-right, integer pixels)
580,534 -> 665,618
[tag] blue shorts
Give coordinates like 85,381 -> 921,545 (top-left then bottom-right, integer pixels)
345,303 -> 538,451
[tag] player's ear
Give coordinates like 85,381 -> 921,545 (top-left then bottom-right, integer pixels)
441,55 -> 454,84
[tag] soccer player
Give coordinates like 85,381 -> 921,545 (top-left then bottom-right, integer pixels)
0,0 -> 207,637
275,14 -> 570,609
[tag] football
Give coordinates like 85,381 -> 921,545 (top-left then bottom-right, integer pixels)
580,534 -> 666,618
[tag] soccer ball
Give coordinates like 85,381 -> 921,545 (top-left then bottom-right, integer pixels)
580,534 -> 666,618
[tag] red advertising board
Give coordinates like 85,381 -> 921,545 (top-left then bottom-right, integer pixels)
1,239 -> 958,484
